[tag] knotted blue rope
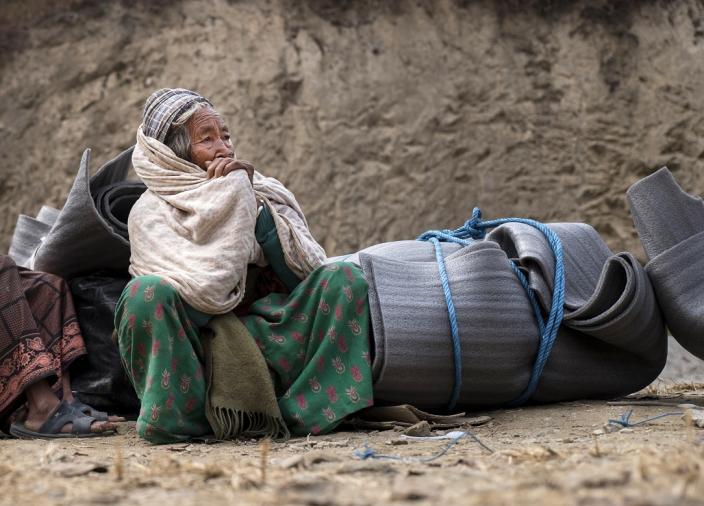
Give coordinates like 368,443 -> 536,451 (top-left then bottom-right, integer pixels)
417,207 -> 565,410
608,409 -> 683,428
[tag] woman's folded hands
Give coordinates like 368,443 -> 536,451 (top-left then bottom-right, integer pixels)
205,157 -> 254,184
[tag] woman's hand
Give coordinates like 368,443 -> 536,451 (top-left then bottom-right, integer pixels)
205,157 -> 254,184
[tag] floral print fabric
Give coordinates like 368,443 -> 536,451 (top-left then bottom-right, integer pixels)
242,262 -> 373,436
115,276 -> 212,444
116,262 -> 373,443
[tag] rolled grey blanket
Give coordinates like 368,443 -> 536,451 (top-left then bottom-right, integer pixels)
358,221 -> 666,409
328,240 -> 464,266
93,181 -> 147,241
363,242 -> 538,408
8,216 -> 50,268
7,206 -> 61,267
16,146 -> 145,278
627,167 -> 704,359
36,205 -> 61,227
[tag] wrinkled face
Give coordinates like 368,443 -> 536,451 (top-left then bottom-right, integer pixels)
186,107 -> 235,170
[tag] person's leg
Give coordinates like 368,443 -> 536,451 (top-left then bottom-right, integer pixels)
0,256 -> 114,435
25,269 -> 126,423
17,268 -> 87,390
115,276 -> 211,443
242,262 -> 374,436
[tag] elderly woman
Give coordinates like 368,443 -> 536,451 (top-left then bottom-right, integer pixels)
116,89 -> 373,443
1,255 -> 119,438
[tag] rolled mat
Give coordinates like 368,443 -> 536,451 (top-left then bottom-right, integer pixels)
36,205 -> 61,227
25,146 -> 145,278
8,215 -> 52,268
93,181 -> 147,242
358,221 -> 666,409
7,205 -> 61,267
327,240 -> 464,265
627,167 -> 704,359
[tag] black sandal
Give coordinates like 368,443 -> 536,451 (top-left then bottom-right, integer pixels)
69,399 -> 109,422
9,400 -> 114,439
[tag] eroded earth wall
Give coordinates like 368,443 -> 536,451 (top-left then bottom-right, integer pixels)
1,0 -> 703,257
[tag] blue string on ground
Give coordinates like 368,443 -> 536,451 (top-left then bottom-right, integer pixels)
417,207 -> 565,410
353,430 -> 494,463
608,409 -> 683,428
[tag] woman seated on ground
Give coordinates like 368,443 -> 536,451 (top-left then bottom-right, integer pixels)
117,88 -> 373,443
0,255 -> 121,438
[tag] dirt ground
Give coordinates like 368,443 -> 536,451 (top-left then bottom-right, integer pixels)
2,383 -> 704,506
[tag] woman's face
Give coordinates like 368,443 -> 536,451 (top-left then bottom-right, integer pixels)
186,107 -> 235,171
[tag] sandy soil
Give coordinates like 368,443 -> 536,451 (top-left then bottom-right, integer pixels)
2,384 -> 704,506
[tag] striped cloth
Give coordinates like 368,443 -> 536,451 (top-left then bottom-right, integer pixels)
142,88 -> 212,142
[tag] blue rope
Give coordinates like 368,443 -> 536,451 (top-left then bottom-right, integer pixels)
608,410 -> 683,428
417,207 -> 565,410
353,430 -> 494,463
430,237 -> 464,410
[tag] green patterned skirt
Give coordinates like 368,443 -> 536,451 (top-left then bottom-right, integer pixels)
115,262 -> 373,443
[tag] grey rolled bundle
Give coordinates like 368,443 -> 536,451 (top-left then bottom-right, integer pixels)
627,167 -> 704,359
8,147 -> 145,278
347,220 -> 666,409
8,206 -> 59,268
93,181 -> 148,242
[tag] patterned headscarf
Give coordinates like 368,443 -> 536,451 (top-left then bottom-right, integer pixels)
141,88 -> 213,143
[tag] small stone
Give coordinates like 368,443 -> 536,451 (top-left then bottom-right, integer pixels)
276,450 -> 341,469
53,462 -> 108,477
683,408 -> 704,428
403,421 -> 432,437
277,454 -> 306,469
115,421 -> 136,435
602,423 -> 623,434
464,415 -> 492,426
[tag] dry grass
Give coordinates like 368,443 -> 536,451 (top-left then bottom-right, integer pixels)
639,381 -> 704,397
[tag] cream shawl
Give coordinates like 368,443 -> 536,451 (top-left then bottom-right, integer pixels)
129,127 -> 326,314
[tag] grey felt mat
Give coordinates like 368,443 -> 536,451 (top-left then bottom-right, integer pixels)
627,167 -> 704,261
10,147 -> 145,279
360,222 -> 666,409
627,167 -> 704,359
8,215 -> 52,268
93,181 -> 147,241
8,206 -> 61,267
327,240 -> 463,265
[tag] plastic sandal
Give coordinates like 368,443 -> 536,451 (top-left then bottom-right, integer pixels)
69,399 -> 109,422
9,400 -> 113,439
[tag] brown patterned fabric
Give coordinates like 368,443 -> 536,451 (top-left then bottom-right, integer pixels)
0,256 -> 86,419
